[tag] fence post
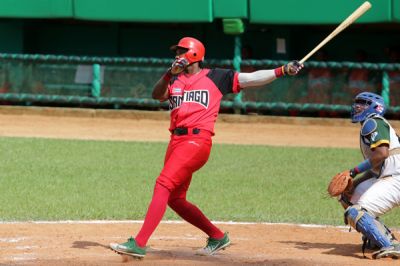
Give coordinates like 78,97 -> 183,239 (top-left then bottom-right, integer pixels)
91,64 -> 101,97
222,18 -> 244,114
233,36 -> 242,114
381,71 -> 390,106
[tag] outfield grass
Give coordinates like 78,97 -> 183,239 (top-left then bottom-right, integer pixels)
1,137 -> 400,227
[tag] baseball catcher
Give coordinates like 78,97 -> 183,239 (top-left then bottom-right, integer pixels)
328,92 -> 400,259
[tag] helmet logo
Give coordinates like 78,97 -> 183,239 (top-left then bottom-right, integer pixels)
376,104 -> 384,113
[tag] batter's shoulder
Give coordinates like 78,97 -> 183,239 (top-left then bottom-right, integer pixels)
206,68 -> 238,95
207,68 -> 236,76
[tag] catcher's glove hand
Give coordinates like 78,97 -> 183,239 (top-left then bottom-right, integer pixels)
327,170 -> 354,197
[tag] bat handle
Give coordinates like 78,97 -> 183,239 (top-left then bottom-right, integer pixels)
299,57 -> 308,65
299,45 -> 322,64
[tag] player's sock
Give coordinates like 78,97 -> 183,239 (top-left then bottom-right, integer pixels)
135,183 -> 170,247
168,198 -> 224,239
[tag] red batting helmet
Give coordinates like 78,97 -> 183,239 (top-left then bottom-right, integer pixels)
170,37 -> 205,64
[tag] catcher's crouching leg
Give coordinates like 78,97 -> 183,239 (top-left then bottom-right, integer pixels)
344,205 -> 399,259
339,194 -> 380,251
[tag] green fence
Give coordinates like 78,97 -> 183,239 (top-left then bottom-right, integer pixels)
0,53 -> 400,115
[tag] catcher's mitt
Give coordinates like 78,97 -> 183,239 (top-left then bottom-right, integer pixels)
327,170 -> 354,197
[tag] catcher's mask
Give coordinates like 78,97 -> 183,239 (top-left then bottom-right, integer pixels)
351,92 -> 386,123
170,37 -> 205,64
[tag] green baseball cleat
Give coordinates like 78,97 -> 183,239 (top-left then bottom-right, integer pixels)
109,237 -> 146,258
196,232 -> 231,256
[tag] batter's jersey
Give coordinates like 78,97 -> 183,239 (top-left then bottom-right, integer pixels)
359,116 -> 400,177
167,68 -> 240,134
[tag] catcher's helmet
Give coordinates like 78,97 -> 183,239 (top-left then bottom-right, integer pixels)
170,37 -> 205,64
351,92 -> 386,123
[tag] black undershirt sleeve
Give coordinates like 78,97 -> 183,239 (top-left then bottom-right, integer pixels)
206,68 -> 236,95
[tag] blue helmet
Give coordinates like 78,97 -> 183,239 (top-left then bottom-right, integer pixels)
351,92 -> 386,123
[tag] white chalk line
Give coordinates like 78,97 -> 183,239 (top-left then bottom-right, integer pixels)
0,237 -> 26,243
10,254 -> 37,262
0,220 -> 350,228
6,220 -> 400,234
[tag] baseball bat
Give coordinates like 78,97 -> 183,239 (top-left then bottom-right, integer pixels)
299,1 -> 372,64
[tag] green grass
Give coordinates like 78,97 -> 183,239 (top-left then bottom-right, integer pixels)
1,137 -> 400,227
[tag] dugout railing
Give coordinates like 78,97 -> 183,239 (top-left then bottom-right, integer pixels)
0,53 -> 399,118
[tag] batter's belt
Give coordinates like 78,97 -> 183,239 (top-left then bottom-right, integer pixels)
172,127 -> 201,136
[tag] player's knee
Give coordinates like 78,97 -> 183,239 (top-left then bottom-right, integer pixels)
344,205 -> 363,229
168,193 -> 188,206
168,197 -> 182,208
168,197 -> 191,215
156,175 -> 175,191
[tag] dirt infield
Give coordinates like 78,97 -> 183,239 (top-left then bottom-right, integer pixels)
0,106 -> 399,265
0,106 -> 365,148
1,222 -> 397,266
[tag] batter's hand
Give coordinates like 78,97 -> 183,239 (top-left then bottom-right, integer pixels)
284,60 -> 303,76
169,57 -> 189,75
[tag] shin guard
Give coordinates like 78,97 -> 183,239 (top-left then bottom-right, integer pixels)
345,205 -> 392,249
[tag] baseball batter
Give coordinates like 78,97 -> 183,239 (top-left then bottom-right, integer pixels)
336,92 -> 400,259
109,37 -> 303,259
